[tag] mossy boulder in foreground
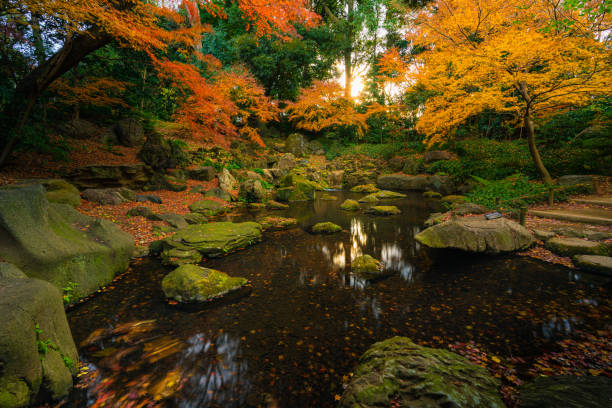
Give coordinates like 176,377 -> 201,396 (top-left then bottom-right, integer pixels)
415,217 -> 534,254
312,222 -> 342,234
160,222 -> 262,265
162,264 -> 247,303
339,337 -> 505,408
0,265 -> 78,407
0,185 -> 134,299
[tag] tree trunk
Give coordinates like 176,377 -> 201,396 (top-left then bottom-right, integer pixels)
516,81 -> 552,185
524,111 -> 552,184
0,29 -> 111,167
344,0 -> 354,100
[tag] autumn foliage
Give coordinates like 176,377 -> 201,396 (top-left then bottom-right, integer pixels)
286,80 -> 370,137
400,0 -> 612,181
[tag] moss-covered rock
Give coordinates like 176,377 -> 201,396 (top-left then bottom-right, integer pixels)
160,222 -> 262,265
340,199 -> 360,211
442,195 -> 467,204
545,237 -> 609,257
415,217 -> 534,253
423,190 -> 443,199
189,199 -> 228,217
366,206 -> 401,216
0,185 -> 134,299
519,375 -> 612,408
204,187 -> 232,202
0,269 -> 78,407
42,180 -> 81,208
350,184 -> 380,193
340,337 -> 504,408
161,264 -> 247,303
319,193 -> 338,201
183,213 -> 208,225
358,194 -> 380,203
239,179 -> 266,203
257,216 -> 298,231
275,174 -> 320,202
312,222 -> 342,234
265,200 -> 289,210
351,255 -> 384,280
374,190 -> 407,199
285,133 -> 309,157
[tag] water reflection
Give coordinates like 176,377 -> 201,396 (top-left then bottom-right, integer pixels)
180,333 -> 249,408
381,243 -> 414,282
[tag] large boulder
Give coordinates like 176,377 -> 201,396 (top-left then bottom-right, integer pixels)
285,133 -> 309,157
415,217 -> 535,253
340,199 -> 360,211
519,375 -> 612,408
188,166 -> 216,181
274,153 -> 296,174
239,179 -> 266,203
58,119 -> 98,140
377,174 -> 455,195
0,185 -> 134,299
275,173 -> 321,202
219,168 -> 238,195
160,222 -> 262,265
340,337 -> 505,408
0,268 -> 78,407
138,133 -> 188,170
161,264 -> 247,303
69,164 -> 152,189
114,118 -> 144,147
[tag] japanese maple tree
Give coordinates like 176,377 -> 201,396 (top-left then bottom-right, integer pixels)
406,0 -> 611,183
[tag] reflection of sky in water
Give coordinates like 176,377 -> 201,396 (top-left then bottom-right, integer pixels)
381,243 -> 414,282
540,316 -> 581,340
180,333 -> 249,408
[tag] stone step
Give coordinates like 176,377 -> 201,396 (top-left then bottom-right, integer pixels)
530,208 -> 612,226
572,196 -> 612,208
574,255 -> 612,277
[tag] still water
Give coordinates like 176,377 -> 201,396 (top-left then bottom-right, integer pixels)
66,192 -> 611,407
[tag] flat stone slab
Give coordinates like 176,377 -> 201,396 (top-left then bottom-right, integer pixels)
574,255 -> 612,277
545,237 -> 609,257
572,196 -> 612,208
530,208 -> 612,226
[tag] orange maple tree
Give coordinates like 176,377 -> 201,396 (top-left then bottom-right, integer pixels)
286,80 -> 370,137
0,0 -> 320,165
403,0 -> 612,182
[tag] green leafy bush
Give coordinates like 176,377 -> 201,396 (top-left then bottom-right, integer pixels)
467,174 -> 548,209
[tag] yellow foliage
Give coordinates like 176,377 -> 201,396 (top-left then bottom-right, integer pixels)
406,0 -> 612,146
286,80 -> 370,137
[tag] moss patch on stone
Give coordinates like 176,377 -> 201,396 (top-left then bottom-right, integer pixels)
340,199 -> 360,211
189,199 -> 228,217
358,194 -> 380,203
312,222 -> 342,234
162,264 -> 247,303
366,206 -> 401,216
350,184 -> 380,193
351,255 -> 384,280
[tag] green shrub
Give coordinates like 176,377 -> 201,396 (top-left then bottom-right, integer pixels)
467,174 -> 548,209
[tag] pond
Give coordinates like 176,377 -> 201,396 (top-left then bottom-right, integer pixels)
66,191 -> 611,407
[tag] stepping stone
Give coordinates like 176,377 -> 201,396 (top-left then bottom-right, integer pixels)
530,208 -> 612,226
340,199 -> 360,211
532,229 -> 555,241
351,255 -> 385,280
312,222 -> 342,234
574,255 -> 612,277
545,237 -> 609,257
572,196 -> 612,208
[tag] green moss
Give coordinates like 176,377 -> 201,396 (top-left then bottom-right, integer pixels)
423,191 -> 442,199
352,255 -> 383,280
340,199 -> 360,211
189,199 -> 228,216
0,379 -> 30,408
162,264 -> 247,303
374,190 -> 407,199
366,206 -> 401,216
358,194 -> 380,203
350,184 -> 380,193
319,193 -> 338,201
312,222 -> 342,234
